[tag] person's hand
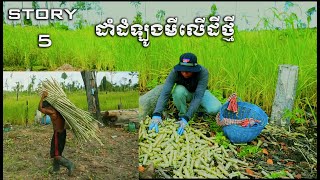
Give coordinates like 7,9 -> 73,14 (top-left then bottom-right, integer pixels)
176,117 -> 188,136
148,116 -> 163,133
42,91 -> 48,98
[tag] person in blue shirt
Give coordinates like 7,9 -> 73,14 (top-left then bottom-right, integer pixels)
149,52 -> 222,135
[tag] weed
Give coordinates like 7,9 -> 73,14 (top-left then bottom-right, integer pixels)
238,145 -> 262,158
266,169 -> 287,179
284,108 -> 306,125
4,139 -> 14,147
214,132 -> 230,149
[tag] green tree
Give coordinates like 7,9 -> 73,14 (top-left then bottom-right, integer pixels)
131,1 -> 147,23
13,82 -> 24,101
72,1 -> 93,27
130,1 -> 141,10
206,4 -> 218,26
24,15 -> 33,26
99,76 -> 107,91
131,1 -> 143,24
61,72 -> 68,89
128,71 -> 138,90
99,76 -> 115,92
306,7 -> 316,28
74,13 -> 85,29
27,75 -> 36,94
61,72 -> 68,80
133,11 -> 143,24
156,10 -> 166,24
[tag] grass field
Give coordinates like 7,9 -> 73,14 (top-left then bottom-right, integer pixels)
3,24 -> 317,117
3,90 -> 139,125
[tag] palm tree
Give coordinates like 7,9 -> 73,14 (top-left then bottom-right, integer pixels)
156,10 -> 166,24
306,7 -> 316,28
59,1 -> 66,7
131,1 -> 142,24
130,1 -> 147,23
130,1 -> 141,10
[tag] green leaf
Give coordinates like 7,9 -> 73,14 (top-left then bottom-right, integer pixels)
284,1 -> 294,11
306,7 -> 316,17
210,4 -> 217,16
307,16 -> 311,23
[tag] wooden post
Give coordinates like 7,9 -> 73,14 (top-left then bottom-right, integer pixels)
81,71 -> 102,123
270,65 -> 299,126
25,100 -> 29,127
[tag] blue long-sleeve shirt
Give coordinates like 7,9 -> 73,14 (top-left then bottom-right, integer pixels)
152,65 -> 209,121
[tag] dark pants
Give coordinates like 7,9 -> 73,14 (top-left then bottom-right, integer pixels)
50,129 -> 66,158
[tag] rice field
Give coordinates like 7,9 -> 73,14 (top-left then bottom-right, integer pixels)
3,24 -> 317,117
3,90 -> 139,125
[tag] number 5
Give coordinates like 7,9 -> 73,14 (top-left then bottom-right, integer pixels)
38,34 -> 52,48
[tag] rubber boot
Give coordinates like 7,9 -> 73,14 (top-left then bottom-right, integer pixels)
58,156 -> 75,176
49,159 -> 60,174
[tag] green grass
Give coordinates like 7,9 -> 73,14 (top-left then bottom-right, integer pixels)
3,90 -> 139,125
3,24 -> 317,117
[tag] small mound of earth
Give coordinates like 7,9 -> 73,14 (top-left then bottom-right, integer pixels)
56,64 -> 79,71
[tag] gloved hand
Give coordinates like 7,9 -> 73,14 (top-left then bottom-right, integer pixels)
148,116 -> 163,133
176,117 -> 188,136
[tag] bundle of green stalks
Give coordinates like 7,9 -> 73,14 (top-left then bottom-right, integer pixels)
38,77 -> 104,146
139,117 -> 250,178
139,117 -> 298,179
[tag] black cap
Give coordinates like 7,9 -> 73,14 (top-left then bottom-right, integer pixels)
174,53 -> 201,72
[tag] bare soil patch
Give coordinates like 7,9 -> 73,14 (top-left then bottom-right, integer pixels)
4,124 -> 139,180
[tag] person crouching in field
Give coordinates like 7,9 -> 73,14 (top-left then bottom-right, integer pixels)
38,91 -> 75,176
149,52 -> 222,136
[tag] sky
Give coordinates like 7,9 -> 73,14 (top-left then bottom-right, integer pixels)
3,1 -> 317,30
3,71 -> 139,91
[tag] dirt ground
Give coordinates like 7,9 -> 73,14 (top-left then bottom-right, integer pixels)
3,124 -> 139,180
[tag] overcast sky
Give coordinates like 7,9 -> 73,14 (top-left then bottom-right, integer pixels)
4,1 -> 317,30
3,71 -> 139,91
